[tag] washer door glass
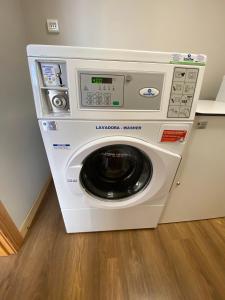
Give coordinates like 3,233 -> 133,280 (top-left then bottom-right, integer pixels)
80,144 -> 153,200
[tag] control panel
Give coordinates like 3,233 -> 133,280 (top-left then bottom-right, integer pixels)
27,46 -> 206,120
168,67 -> 199,118
79,71 -> 164,110
80,73 -> 124,107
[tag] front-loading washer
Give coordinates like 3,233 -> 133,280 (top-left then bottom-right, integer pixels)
27,45 -> 206,232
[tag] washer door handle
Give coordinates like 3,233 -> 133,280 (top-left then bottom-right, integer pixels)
66,165 -> 82,194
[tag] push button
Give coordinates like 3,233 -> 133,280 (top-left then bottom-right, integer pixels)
103,93 -> 111,105
113,100 -> 120,106
87,93 -> 92,100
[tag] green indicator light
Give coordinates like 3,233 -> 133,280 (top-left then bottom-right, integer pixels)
113,100 -> 120,106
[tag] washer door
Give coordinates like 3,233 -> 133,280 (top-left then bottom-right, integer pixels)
65,136 -> 181,209
80,144 -> 153,200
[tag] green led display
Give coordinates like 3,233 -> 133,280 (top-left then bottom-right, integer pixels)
92,77 -> 103,84
92,77 -> 112,84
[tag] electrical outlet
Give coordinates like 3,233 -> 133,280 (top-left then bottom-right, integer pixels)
47,19 -> 59,33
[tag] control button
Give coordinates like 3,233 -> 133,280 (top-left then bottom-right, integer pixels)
179,107 -> 191,118
170,94 -> 181,105
104,99 -> 110,105
53,98 -> 63,107
87,93 -> 92,100
96,93 -> 102,105
173,68 -> 186,82
103,93 -> 111,103
186,69 -> 198,82
52,95 -> 67,109
113,100 -> 120,106
180,95 -> 193,106
104,98 -> 111,105
96,92 -> 102,102
168,106 -> 180,118
172,82 -> 184,94
183,83 -> 195,95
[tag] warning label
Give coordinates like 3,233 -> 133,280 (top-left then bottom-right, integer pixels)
161,130 -> 187,142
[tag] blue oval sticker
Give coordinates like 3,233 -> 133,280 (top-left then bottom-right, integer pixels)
139,87 -> 159,97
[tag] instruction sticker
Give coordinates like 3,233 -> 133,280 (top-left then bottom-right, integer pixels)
161,130 -> 187,142
170,53 -> 206,66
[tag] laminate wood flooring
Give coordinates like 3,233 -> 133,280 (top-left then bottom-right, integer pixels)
0,184 -> 225,300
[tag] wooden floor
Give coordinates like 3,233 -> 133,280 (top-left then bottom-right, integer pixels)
0,184 -> 225,300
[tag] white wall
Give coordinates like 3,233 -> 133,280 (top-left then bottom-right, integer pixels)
21,0 -> 225,100
0,0 -> 50,228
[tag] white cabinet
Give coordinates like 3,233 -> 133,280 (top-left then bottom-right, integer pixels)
161,102 -> 225,223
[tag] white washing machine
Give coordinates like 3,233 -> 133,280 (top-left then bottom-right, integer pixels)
27,45 -> 206,233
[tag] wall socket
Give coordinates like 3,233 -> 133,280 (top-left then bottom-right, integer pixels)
46,19 -> 59,33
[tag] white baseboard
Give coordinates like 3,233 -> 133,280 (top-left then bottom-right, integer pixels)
20,176 -> 52,237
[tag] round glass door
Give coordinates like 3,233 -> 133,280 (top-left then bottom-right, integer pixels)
80,144 -> 153,200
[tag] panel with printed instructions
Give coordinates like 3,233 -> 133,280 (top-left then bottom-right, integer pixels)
168,67 -> 199,118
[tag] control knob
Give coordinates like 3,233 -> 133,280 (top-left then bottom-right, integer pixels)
52,94 -> 68,109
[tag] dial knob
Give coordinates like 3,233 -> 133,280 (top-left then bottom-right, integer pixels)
52,94 -> 67,109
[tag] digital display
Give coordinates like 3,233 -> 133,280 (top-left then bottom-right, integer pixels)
92,77 -> 112,84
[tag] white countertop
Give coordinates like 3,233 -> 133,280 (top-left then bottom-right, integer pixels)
196,99 -> 225,115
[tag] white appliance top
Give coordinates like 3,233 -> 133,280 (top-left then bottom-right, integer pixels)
27,44 -> 207,65
197,99 -> 225,115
